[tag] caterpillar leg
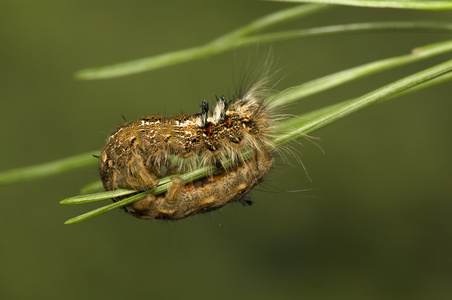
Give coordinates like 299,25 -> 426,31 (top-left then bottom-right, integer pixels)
123,155 -> 160,189
128,176 -> 184,219
164,177 -> 184,204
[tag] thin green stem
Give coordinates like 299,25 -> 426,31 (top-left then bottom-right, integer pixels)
64,193 -> 147,224
238,22 -> 452,46
75,5 -> 328,80
61,189 -> 137,204
275,59 -> 452,144
269,0 -> 452,10
75,15 -> 452,79
0,151 -> 100,186
211,4 -> 329,43
272,39 -> 452,107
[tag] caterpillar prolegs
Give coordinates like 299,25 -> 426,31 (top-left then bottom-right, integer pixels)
99,83 -> 276,220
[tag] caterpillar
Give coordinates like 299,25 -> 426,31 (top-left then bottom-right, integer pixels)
99,81 -> 276,220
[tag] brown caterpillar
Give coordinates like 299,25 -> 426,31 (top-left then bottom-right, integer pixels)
99,82 -> 275,220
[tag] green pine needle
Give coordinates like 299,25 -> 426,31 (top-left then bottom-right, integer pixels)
0,151 -> 100,186
268,0 -> 452,10
75,2 -> 452,80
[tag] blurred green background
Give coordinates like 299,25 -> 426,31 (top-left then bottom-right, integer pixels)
1,1 -> 452,299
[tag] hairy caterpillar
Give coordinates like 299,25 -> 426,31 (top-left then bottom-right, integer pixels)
99,81 -> 276,220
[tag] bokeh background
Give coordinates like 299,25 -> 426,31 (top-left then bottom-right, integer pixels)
1,1 -> 452,299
